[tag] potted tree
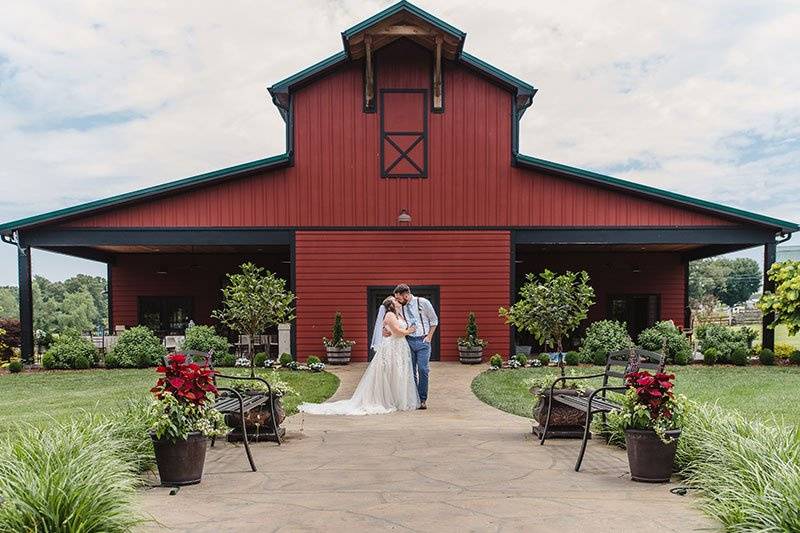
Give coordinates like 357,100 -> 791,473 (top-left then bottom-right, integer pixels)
212,262 -> 295,376
500,269 -> 595,437
147,354 -> 227,486
323,312 -> 354,364
609,370 -> 685,482
458,312 -> 487,364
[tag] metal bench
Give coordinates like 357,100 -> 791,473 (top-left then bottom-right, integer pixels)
165,350 -> 282,473
539,347 -> 666,472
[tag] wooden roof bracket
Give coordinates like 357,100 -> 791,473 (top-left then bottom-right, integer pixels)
433,35 -> 443,111
364,35 -> 375,112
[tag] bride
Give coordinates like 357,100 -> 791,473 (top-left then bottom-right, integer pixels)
299,296 -> 420,415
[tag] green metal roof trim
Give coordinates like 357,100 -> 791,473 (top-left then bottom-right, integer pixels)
0,153 -> 291,234
269,51 -> 348,94
341,0 -> 466,43
515,153 -> 799,232
460,52 -> 536,96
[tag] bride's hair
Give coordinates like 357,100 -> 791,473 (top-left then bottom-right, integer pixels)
381,296 -> 396,315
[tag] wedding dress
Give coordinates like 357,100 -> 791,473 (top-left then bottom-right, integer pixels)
299,318 -> 420,415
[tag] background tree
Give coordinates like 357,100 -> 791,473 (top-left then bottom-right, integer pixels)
212,262 -> 295,375
689,257 -> 761,309
0,286 -> 19,318
499,270 -> 595,375
758,260 -> 800,336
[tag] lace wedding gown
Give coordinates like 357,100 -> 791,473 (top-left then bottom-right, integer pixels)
299,319 -> 420,415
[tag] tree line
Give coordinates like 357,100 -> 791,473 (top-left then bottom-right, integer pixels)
688,257 -> 761,311
0,274 -> 108,334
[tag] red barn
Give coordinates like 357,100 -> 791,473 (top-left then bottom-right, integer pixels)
3,1 -> 797,362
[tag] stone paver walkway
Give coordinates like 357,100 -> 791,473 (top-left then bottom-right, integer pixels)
138,363 -> 714,532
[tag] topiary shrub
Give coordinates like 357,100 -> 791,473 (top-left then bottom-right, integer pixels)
489,354 -> 502,368
538,353 -> 550,367
43,330 -> 97,370
759,348 -> 775,366
306,355 -> 321,366
180,325 -> 231,365
515,353 -> 528,367
637,321 -> 691,364
564,351 -> 580,366
578,320 -> 632,364
790,350 -> 800,365
731,346 -> 749,366
253,352 -> 267,367
703,348 -> 718,366
8,359 -> 23,373
73,355 -> 91,370
220,353 -> 236,367
110,326 -> 166,368
673,349 -> 690,366
695,324 -> 752,364
279,352 -> 293,367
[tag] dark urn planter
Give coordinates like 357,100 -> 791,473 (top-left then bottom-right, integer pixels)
225,392 -> 287,442
326,346 -> 351,365
459,346 -> 483,364
151,431 -> 207,486
531,387 -> 589,439
624,428 -> 681,483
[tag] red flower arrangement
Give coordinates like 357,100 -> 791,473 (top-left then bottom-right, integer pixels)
150,353 -> 218,406
624,370 -> 675,419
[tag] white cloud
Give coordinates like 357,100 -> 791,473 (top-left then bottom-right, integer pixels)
0,0 -> 798,283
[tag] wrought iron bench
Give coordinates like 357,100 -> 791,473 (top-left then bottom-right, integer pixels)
165,350 -> 283,473
538,347 -> 666,472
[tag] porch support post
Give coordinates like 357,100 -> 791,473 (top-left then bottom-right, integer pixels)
107,263 -> 113,334
18,246 -> 34,363
762,241 -> 777,352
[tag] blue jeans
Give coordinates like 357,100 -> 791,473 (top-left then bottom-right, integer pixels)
406,336 -> 431,402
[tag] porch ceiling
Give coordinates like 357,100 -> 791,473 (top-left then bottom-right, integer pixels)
516,243 -> 703,253
91,244 -> 289,254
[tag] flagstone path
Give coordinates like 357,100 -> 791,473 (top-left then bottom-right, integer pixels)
138,362 -> 715,532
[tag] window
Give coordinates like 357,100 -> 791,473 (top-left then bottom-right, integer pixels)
608,294 -> 660,338
138,296 -> 194,335
380,89 -> 428,178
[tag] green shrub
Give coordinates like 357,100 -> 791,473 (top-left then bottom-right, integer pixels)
73,355 -> 91,370
104,352 -> 120,369
637,321 -> 691,364
695,324 -> 751,364
731,346 -> 749,366
774,343 -> 795,359
578,320 -> 632,364
790,350 -> 800,365
41,352 -> 55,369
279,352 -> 293,367
43,330 -> 97,370
111,326 -> 166,369
180,325 -> 231,364
254,352 -> 268,367
307,355 -> 321,366
703,348 -> 718,366
220,354 -> 236,367
489,354 -> 503,368
7,359 -> 23,373
514,353 -> 528,366
564,351 -> 580,366
674,349 -> 690,366
537,353 -> 550,367
0,419 -> 141,532
758,348 -> 775,366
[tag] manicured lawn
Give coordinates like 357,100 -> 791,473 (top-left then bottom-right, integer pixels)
472,365 -> 800,426
0,367 -> 339,437
728,324 -> 800,349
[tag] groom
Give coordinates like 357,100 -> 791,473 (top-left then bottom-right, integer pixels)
390,284 -> 438,410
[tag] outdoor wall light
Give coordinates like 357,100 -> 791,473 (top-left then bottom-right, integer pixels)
398,209 -> 411,223
156,267 -> 168,275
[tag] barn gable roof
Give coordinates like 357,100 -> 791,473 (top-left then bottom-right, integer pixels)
1,2 -> 797,235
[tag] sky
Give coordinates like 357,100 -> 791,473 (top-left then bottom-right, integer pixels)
0,0 -> 798,285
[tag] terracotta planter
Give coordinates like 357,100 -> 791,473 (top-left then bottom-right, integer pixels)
326,346 -> 352,365
225,392 -> 286,442
151,431 -> 207,486
624,428 -> 681,483
531,387 -> 589,439
458,346 -> 483,364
